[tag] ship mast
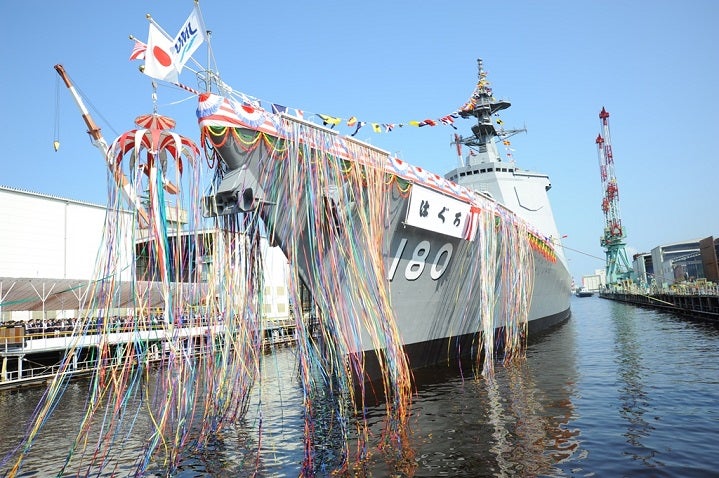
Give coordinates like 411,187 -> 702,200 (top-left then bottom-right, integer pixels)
595,107 -> 633,286
455,59 -> 524,165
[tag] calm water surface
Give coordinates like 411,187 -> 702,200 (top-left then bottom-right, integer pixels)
1,296 -> 718,476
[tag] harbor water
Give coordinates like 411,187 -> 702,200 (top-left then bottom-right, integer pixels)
1,296 -> 718,477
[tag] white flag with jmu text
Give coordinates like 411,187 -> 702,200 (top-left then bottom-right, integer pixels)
172,5 -> 206,71
143,6 -> 206,82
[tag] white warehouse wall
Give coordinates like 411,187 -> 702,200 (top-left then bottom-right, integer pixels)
0,186 -> 132,281
261,242 -> 290,322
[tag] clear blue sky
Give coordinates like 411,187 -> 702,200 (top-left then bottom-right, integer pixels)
1,0 -> 717,284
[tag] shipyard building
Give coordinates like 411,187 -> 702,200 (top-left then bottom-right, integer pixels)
582,236 -> 719,291
0,185 -> 291,323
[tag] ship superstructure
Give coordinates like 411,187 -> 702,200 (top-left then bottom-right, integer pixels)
445,59 -> 567,266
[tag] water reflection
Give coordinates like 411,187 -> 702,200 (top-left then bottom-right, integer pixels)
610,302 -> 659,467
7,299 -> 718,476
564,296 -> 719,477
0,321 -> 581,476
356,318 -> 580,476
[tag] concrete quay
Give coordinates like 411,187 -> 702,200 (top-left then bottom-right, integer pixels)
600,288 -> 719,320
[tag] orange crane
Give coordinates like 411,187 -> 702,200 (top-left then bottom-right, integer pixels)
54,64 -> 150,227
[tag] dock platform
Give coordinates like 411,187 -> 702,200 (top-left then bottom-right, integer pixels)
1,321 -> 297,391
600,288 -> 719,320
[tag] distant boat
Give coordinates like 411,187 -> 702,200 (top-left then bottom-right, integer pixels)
575,288 -> 594,298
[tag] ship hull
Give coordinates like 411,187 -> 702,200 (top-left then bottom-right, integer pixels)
298,197 -> 571,359
362,251 -> 571,381
199,103 -> 571,377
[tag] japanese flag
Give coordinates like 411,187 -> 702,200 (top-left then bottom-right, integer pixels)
143,22 -> 178,83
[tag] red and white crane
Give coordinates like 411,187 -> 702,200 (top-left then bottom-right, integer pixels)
595,107 -> 633,285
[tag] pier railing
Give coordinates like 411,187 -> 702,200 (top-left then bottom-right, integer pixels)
2,315 -> 298,354
1,357 -> 97,386
600,283 -> 719,320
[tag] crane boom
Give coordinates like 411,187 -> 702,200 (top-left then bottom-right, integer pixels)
596,107 -> 633,285
54,64 -> 149,226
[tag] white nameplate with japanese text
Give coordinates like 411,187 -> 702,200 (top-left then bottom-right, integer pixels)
406,185 -> 470,239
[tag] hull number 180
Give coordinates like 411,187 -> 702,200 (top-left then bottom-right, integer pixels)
387,238 -> 453,281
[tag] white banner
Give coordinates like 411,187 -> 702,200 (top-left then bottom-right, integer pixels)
406,185 -> 471,239
173,5 -> 206,71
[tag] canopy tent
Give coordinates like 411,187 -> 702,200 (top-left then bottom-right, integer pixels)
0,277 -> 208,316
